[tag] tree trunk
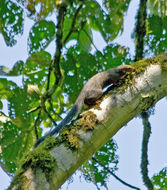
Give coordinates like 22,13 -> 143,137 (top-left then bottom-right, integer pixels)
8,53 -> 167,190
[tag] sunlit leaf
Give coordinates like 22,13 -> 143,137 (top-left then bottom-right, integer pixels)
78,24 -> 92,52
23,50 -> 51,87
0,79 -> 17,99
148,0 -> 167,17
28,20 -> 56,54
23,0 -> 58,19
0,61 -> 24,76
81,0 -> 130,42
0,0 -> 24,46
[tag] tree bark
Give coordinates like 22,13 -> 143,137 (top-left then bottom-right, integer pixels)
8,53 -> 167,190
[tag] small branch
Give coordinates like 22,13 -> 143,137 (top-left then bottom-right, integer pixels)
32,7 -> 66,143
53,6 -> 66,85
28,106 -> 40,113
46,61 -> 53,91
83,28 -> 99,52
92,157 -> 140,190
63,4 -> 83,45
34,109 -> 41,140
42,104 -> 57,127
48,98 -> 63,120
134,0 -> 147,61
44,6 -> 66,98
141,112 -> 153,190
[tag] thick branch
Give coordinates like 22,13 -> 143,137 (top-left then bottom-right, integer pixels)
134,0 -> 147,61
45,6 -> 66,98
141,112 -> 153,190
8,53 -> 167,190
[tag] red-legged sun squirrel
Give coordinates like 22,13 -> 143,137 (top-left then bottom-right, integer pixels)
34,65 -> 134,147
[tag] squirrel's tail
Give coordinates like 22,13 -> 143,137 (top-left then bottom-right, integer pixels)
49,103 -> 80,135
34,99 -> 83,148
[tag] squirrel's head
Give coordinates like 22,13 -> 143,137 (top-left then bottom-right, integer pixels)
117,65 -> 134,74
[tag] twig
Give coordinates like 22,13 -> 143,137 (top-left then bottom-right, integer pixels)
28,106 -> 40,113
42,104 -> 57,127
46,61 -> 53,91
34,109 -> 41,140
63,4 -> 83,45
48,98 -> 63,120
53,6 -> 66,85
83,28 -> 99,52
92,157 -> 140,190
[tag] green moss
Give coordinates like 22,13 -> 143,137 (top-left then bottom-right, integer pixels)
133,52 -> 167,73
76,111 -> 99,131
42,111 -> 99,150
110,53 -> 167,94
41,111 -> 99,150
21,148 -> 55,181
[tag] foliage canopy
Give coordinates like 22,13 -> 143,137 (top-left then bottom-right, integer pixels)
0,0 -> 167,189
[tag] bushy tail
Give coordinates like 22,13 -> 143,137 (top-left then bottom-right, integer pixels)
34,101 -> 83,148
50,104 -> 78,135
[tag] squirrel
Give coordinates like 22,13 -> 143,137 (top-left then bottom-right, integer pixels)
34,65 -> 134,147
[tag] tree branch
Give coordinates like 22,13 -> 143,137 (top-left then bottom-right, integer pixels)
134,0 -> 153,188
134,0 -> 147,61
43,6 -> 66,99
63,4 -> 83,45
140,112 -> 153,189
92,157 -> 140,190
8,53 -> 167,190
34,109 -> 41,140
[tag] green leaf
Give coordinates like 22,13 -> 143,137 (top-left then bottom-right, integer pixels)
148,0 -> 167,17
0,66 -> 11,76
61,46 -> 99,104
102,44 -> 132,68
152,167 -> 167,189
63,16 -> 78,44
78,24 -> 92,52
0,119 -> 34,174
81,0 -> 130,42
28,20 -> 56,54
0,0 -> 24,46
0,100 -> 3,109
0,61 -> 24,76
23,50 -> 51,87
145,15 -> 167,55
0,78 -> 17,99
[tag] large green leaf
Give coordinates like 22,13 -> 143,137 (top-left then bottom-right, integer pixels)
23,50 -> 51,87
145,15 -> 167,55
0,0 -> 24,46
78,24 -> 92,52
28,20 -> 56,54
80,0 -> 130,42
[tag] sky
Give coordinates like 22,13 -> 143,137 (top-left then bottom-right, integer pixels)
1,0 -> 167,189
